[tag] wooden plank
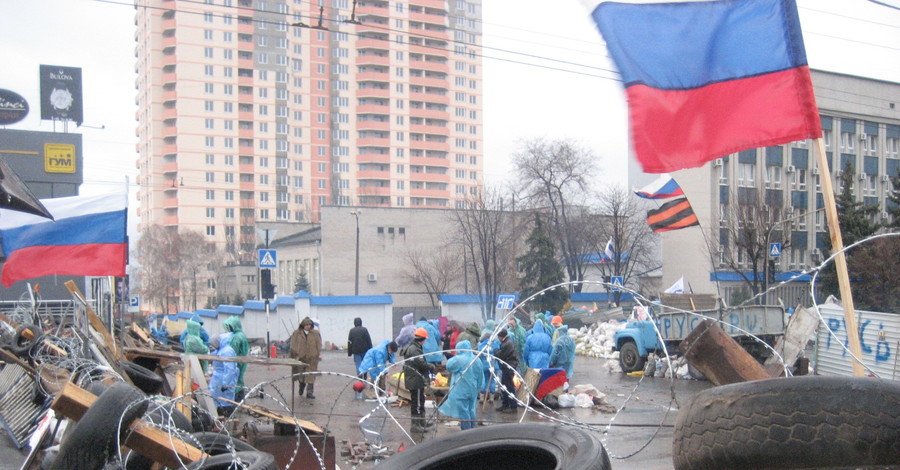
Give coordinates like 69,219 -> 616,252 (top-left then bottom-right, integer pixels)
50,382 -> 207,468
680,319 -> 772,386
216,397 -> 324,434
64,280 -> 119,359
186,354 -> 217,418
812,138 -> 865,376
0,312 -> 68,356
765,306 -> 819,372
176,364 -> 191,420
125,347 -> 306,366
130,322 -> 152,344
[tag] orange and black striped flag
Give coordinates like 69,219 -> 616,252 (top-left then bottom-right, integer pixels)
646,197 -> 699,233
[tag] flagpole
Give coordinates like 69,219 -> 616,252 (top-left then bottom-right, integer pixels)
813,137 -> 864,377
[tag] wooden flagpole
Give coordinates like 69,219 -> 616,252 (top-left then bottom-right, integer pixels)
812,137 -> 865,377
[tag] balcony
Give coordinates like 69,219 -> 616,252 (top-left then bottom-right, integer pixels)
356,54 -> 389,66
410,92 -> 449,105
356,71 -> 389,82
356,38 -> 389,49
162,35 -> 177,48
357,169 -> 390,179
356,103 -> 389,114
410,187 -> 448,198
410,107 -> 448,120
357,137 -> 391,147
356,87 -> 389,99
356,119 -> 390,131
162,107 -> 177,120
163,215 -> 179,226
163,161 -> 178,174
410,140 -> 449,151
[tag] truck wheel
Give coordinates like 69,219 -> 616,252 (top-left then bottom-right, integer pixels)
618,342 -> 645,373
374,423 -> 610,470
673,376 -> 900,470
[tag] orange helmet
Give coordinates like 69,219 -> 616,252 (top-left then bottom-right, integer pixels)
414,327 -> 429,339
551,315 -> 563,325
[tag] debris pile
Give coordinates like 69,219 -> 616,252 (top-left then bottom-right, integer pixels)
341,439 -> 395,465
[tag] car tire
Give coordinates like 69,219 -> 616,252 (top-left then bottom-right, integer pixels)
185,451 -> 277,470
51,382 -> 148,470
7,324 -> 42,358
122,360 -> 164,395
189,431 -> 258,455
673,375 -> 900,470
373,423 -> 611,470
618,341 -> 644,373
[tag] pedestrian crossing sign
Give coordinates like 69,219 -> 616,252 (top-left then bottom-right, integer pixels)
769,243 -> 782,258
258,249 -> 277,268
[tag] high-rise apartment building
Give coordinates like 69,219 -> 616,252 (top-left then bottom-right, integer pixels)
135,0 -> 483,264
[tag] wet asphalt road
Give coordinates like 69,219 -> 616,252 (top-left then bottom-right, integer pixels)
243,349 -> 713,470
0,349 -> 712,469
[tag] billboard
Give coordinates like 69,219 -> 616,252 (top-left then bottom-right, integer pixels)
39,65 -> 83,124
0,89 -> 29,125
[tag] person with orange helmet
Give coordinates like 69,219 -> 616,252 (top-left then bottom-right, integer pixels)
402,326 -> 436,432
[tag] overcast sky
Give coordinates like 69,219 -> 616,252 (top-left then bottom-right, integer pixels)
1,0 -> 898,196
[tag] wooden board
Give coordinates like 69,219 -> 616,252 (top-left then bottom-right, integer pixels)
51,382 -> 207,468
680,319 -> 772,386
216,397 -> 324,434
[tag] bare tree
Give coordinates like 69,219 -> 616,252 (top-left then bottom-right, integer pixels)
592,186 -> 659,301
451,187 -> 523,322
711,189 -> 797,302
513,138 -> 599,292
138,226 -> 218,312
404,246 -> 462,307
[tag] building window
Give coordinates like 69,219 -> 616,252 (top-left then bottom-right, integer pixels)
206,208 -> 215,218
738,163 -> 755,187
206,190 -> 215,200
205,172 -> 215,182
206,226 -> 216,236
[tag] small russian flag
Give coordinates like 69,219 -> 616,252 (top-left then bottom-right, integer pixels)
633,174 -> 684,199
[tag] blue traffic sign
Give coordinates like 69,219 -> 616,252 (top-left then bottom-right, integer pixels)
258,249 -> 277,268
129,295 -> 140,308
610,276 -> 624,291
769,243 -> 782,258
496,295 -> 516,310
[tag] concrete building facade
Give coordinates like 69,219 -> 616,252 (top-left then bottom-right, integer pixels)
646,71 -> 900,306
134,0 -> 484,306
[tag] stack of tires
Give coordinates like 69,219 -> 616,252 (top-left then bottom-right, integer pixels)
672,376 -> 900,469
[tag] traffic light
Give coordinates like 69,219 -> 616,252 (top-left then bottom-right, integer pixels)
767,259 -> 777,285
261,269 -> 275,299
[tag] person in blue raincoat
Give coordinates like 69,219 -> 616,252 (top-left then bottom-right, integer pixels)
208,332 -> 239,417
358,340 -> 398,394
477,331 -> 500,395
524,319 -> 552,369
439,340 -> 484,430
549,321 -> 576,379
415,318 -> 442,364
395,313 -> 417,347
179,312 -> 210,347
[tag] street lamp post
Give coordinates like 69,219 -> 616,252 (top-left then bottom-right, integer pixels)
350,210 -> 361,296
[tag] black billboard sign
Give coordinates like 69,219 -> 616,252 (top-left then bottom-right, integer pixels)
0,89 -> 29,125
39,65 -> 83,124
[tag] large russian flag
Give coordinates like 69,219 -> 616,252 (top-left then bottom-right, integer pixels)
588,0 -> 822,173
0,191 -> 127,286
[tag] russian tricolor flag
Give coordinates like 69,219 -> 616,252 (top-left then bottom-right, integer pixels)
0,191 -> 127,286
634,174 -> 684,199
587,0 -> 823,173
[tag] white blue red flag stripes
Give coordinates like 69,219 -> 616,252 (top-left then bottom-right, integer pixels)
634,174 -> 684,199
0,191 -> 127,286
586,0 -> 822,173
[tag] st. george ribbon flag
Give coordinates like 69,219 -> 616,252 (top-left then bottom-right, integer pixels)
646,197 -> 700,233
633,173 -> 684,199
586,0 -> 822,173
0,191 -> 127,286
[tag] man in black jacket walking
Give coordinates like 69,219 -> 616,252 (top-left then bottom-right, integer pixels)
347,317 -> 373,375
494,328 -> 520,413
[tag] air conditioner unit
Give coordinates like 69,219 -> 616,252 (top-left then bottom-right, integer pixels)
882,174 -> 891,183
882,211 -> 890,220
858,173 -> 867,181
786,165 -> 796,173
367,273 -> 377,282
811,248 -> 823,262
834,170 -> 842,178
859,133 -> 868,141
713,158 -> 723,167
811,167 -> 820,175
